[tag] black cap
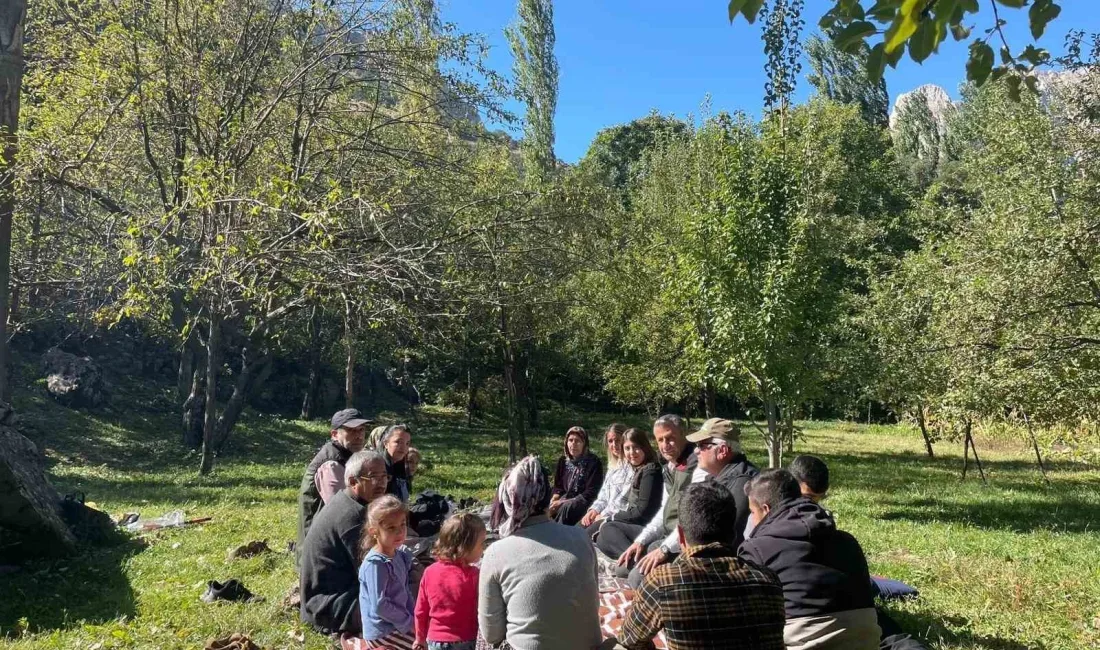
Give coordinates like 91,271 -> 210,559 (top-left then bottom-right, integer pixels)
331,408 -> 372,430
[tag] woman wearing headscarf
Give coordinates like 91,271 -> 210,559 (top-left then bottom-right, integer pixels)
378,424 -> 412,502
548,426 -> 604,527
479,456 -> 602,650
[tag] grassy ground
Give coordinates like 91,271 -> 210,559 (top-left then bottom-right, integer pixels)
1,385 -> 1098,650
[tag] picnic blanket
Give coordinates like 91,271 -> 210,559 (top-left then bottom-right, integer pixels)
344,588 -> 666,650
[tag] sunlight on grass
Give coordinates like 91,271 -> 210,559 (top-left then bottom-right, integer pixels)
1,398 -> 1097,649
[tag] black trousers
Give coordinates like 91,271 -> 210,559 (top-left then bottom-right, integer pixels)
553,498 -> 590,527
595,521 -> 646,560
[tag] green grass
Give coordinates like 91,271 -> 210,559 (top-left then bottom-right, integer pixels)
1,387 -> 1098,650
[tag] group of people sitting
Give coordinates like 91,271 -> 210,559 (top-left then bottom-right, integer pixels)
295,408 -> 925,650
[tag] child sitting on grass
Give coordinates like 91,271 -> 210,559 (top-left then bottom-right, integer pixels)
359,495 -> 416,649
413,513 -> 487,650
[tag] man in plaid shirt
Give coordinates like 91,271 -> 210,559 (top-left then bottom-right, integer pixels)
615,482 -> 786,650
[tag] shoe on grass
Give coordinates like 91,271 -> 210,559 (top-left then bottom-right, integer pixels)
200,579 -> 261,603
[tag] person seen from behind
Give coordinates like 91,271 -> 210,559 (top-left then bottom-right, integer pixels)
614,481 -> 786,650
479,456 -> 602,650
358,496 -> 416,649
413,513 -> 487,650
788,455 -> 829,503
738,469 -> 880,650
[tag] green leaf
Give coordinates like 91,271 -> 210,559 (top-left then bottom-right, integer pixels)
867,43 -> 888,82
740,0 -> 766,23
728,0 -> 747,22
967,42 -> 995,85
835,20 -> 877,53
1006,75 -> 1023,102
867,0 -> 901,22
951,23 -> 971,41
994,0 -> 1026,7
1019,45 -> 1050,66
908,19 -> 943,63
1028,0 -> 1062,40
884,0 -> 923,53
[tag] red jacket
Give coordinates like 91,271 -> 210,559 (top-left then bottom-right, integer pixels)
414,560 -> 479,644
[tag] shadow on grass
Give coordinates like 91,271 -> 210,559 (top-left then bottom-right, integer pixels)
887,607 -> 1042,650
0,538 -> 145,637
820,450 -> 1100,534
878,497 -> 1100,534
51,472 -> 300,507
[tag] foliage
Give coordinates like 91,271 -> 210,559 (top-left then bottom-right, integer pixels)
729,0 -> 1064,96
806,34 -> 890,128
577,112 -> 689,206
869,60 -> 1100,448
506,0 -> 559,184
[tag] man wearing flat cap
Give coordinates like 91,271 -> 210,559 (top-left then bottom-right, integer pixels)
296,408 -> 373,561
687,417 -> 760,549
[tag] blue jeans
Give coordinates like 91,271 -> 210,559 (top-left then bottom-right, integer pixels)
428,642 -> 476,650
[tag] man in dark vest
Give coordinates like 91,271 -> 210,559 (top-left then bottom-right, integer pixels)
600,414 -> 704,587
296,408 -> 371,561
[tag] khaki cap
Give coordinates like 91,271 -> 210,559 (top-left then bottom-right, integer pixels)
685,417 -> 741,443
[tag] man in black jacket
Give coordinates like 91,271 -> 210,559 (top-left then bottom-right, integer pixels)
686,417 -> 758,548
296,408 -> 372,561
739,469 -> 880,650
299,450 -> 389,637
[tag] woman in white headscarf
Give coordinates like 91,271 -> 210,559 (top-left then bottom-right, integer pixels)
478,456 -> 602,650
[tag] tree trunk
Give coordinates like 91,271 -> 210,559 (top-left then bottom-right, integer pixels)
961,425 -> 970,479
783,407 -> 795,455
466,367 -> 476,427
27,172 -> 40,311
526,361 -> 538,431
214,348 -> 271,453
963,422 -> 990,483
915,400 -> 934,458
704,381 -> 717,419
765,395 -> 781,468
343,304 -> 355,409
177,343 -> 194,405
182,367 -> 204,449
500,307 -> 522,464
301,304 -> 322,420
198,314 -> 222,475
1021,410 -> 1049,484
0,1 -> 26,404
966,422 -> 987,485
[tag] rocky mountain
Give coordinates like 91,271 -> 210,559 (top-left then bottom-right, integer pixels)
888,84 -> 956,137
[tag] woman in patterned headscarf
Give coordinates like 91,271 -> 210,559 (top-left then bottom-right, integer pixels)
479,456 -> 602,650
489,456 -> 552,538
548,426 -> 604,527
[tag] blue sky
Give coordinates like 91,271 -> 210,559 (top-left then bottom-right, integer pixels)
442,2 -> 1100,163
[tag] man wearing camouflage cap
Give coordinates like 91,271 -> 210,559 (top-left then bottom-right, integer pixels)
686,417 -> 760,549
